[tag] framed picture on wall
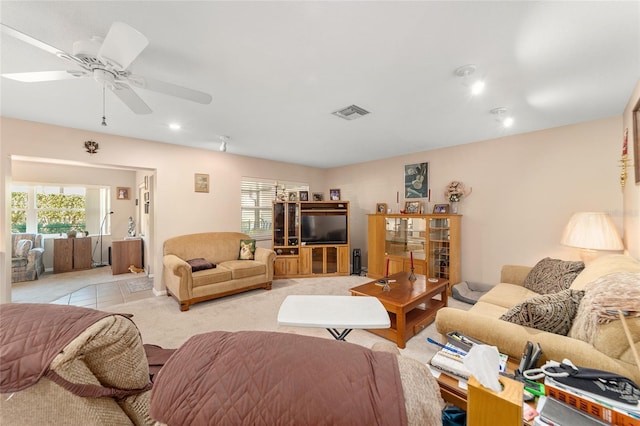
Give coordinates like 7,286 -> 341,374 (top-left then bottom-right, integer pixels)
194,173 -> 209,193
633,98 -> 640,184
404,162 -> 428,199
116,187 -> 130,200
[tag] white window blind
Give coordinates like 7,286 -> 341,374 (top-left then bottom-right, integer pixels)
241,177 -> 308,240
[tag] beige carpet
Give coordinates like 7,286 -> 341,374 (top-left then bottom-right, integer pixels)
105,275 -> 471,366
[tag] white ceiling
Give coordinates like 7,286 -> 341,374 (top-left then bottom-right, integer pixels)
1,1 -> 639,168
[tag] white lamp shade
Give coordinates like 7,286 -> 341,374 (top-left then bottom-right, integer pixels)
560,212 -> 623,251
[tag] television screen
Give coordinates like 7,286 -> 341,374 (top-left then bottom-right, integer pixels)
301,215 -> 348,244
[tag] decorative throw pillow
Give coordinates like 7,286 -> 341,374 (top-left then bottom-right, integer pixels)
238,239 -> 256,260
186,258 -> 215,272
500,289 -> 585,335
15,239 -> 33,257
523,258 -> 585,294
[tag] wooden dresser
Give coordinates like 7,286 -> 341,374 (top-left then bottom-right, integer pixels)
53,237 -> 92,273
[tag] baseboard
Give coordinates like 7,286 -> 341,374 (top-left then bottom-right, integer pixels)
152,287 -> 166,297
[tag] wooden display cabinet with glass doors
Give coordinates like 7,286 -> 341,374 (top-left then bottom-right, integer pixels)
367,214 -> 461,292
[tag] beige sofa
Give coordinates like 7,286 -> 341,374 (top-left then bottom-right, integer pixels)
162,232 -> 276,311
436,254 -> 640,383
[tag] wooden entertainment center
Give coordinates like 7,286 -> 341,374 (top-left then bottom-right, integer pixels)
272,201 -> 350,278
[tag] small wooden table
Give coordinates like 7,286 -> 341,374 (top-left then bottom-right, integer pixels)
277,295 -> 390,341
349,272 -> 448,348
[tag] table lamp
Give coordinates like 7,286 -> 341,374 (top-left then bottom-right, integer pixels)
560,212 -> 624,263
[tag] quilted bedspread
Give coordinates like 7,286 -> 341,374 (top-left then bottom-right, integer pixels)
150,331 -> 408,425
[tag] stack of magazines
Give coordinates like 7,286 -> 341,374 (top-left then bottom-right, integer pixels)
429,342 -> 470,380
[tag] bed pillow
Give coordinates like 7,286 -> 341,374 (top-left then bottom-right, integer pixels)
500,289 -> 585,335
15,239 -> 33,257
523,257 -> 585,294
186,258 -> 215,272
238,239 -> 256,260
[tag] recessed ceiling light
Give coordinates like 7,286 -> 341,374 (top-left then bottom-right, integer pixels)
169,123 -> 181,131
490,107 -> 514,128
454,64 -> 485,96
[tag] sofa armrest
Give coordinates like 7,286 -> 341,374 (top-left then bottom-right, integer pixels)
162,255 -> 193,301
499,265 -> 532,286
254,247 -> 276,280
27,247 -> 44,265
435,307 -> 639,383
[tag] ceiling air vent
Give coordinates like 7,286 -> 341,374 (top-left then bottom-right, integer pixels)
331,104 -> 370,120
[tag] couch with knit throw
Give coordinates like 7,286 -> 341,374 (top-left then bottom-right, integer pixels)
162,232 -> 276,311
11,233 -> 45,283
1,304 -> 445,426
435,254 -> 640,383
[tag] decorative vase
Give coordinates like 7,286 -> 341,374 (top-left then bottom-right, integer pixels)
451,201 -> 459,214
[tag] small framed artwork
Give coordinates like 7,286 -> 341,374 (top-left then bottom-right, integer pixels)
299,191 -> 309,201
312,192 -> 324,201
288,192 -> 297,201
376,203 -> 387,214
433,203 -> 450,214
116,187 -> 130,200
329,188 -> 341,200
404,201 -> 420,214
194,173 -> 210,193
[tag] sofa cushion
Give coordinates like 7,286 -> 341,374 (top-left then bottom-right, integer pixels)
219,260 -> 266,279
478,283 -> 540,309
569,272 -> 640,344
15,239 -> 33,258
523,258 -> 585,294
238,239 -> 256,260
192,267 -> 233,288
186,258 -> 215,272
500,289 -> 585,335
570,254 -> 640,290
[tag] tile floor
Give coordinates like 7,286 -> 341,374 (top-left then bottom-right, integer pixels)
49,278 -> 154,310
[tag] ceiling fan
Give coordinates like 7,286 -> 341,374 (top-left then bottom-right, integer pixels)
1,22 -> 212,121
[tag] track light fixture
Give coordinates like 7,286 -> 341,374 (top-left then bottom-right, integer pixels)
219,135 -> 229,152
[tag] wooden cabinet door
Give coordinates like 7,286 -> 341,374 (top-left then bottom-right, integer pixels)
54,239 -> 73,273
299,248 -> 311,275
73,238 -> 92,270
338,246 -> 350,274
285,258 -> 298,275
274,258 -> 287,276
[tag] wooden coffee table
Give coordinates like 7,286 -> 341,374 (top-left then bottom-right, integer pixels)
349,271 -> 448,348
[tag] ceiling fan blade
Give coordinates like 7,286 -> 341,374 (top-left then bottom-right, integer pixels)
110,83 -> 152,114
2,70 -> 87,82
127,75 -> 212,104
97,22 -> 148,70
1,23 -> 86,68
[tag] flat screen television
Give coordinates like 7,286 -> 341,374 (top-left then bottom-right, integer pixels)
301,215 -> 348,245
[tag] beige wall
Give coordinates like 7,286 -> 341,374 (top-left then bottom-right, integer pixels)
327,116 -> 625,284
1,112 -> 633,302
1,117 -> 326,302
622,80 -> 640,259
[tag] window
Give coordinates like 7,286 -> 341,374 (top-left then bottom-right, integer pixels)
241,178 -> 308,240
11,184 -> 110,236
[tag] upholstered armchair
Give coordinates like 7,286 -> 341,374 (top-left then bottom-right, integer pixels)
11,233 -> 45,283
